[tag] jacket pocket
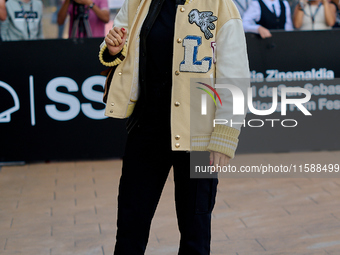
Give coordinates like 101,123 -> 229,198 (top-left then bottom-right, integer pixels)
195,178 -> 218,214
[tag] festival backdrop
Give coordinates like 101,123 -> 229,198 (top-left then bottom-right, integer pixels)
0,30 -> 340,162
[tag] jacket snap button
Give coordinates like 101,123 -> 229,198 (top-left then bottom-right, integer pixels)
175,70 -> 180,76
110,110 -> 113,113
175,135 -> 180,140
175,102 -> 180,107
177,38 -> 182,43
175,143 -> 180,148
180,7 -> 185,12
118,72 -> 122,76
111,103 -> 114,106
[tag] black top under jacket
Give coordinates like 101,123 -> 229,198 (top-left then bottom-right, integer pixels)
256,0 -> 286,30
126,0 -> 186,132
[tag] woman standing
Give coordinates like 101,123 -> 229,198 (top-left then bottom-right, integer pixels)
293,0 -> 336,30
99,0 -> 250,254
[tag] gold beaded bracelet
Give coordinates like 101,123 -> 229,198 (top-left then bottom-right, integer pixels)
99,44 -> 127,67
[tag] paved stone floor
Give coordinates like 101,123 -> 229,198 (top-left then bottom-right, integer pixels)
1,151 -> 340,255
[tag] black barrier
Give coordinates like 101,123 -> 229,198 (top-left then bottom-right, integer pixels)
0,38 -> 127,162
0,31 -> 340,162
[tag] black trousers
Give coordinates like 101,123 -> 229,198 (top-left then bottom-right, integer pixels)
113,119 -> 218,255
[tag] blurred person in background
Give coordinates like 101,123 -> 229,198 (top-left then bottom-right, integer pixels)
293,0 -> 336,30
243,0 -> 293,38
1,0 -> 43,40
331,0 -> 340,27
52,0 -> 65,38
0,0 -> 7,41
57,0 -> 109,38
233,0 -> 250,17
0,0 -> 6,21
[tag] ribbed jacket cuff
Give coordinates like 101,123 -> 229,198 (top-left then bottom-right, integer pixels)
206,124 -> 240,159
99,44 -> 127,67
191,136 -> 211,151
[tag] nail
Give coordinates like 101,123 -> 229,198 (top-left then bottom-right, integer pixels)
121,28 -> 126,32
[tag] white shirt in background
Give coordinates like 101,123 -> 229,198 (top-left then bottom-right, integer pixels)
242,0 -> 294,33
299,4 -> 332,30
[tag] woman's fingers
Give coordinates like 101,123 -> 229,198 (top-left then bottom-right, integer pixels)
121,28 -> 127,44
209,152 -> 214,165
213,152 -> 220,169
224,155 -> 230,166
210,151 -> 230,167
104,36 -> 115,47
104,27 -> 127,56
105,27 -> 127,50
105,36 -> 117,47
113,26 -> 124,39
109,29 -> 123,45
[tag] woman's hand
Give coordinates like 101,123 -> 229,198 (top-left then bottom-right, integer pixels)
105,27 -> 127,56
210,151 -> 231,168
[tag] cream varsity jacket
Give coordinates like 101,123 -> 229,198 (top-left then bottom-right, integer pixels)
99,0 -> 250,158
